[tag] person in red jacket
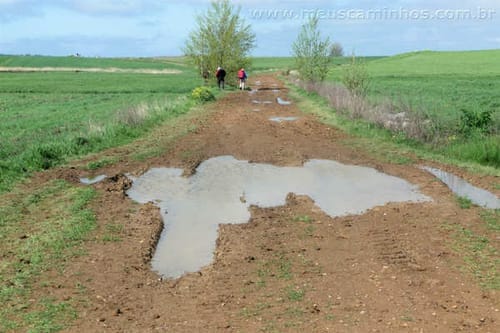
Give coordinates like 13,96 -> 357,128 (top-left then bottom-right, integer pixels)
238,68 -> 247,90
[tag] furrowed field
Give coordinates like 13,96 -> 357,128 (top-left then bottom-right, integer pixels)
0,56 -> 202,192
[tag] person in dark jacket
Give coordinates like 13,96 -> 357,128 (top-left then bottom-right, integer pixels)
215,67 -> 226,89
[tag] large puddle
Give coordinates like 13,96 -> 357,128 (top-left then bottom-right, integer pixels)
422,166 -> 500,209
127,156 -> 431,278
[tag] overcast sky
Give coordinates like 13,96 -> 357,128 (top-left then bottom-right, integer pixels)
0,0 -> 499,57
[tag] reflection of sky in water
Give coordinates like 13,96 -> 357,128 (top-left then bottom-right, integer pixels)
128,156 -> 431,279
269,117 -> 299,123
422,166 -> 500,209
80,175 -> 106,185
277,97 -> 292,105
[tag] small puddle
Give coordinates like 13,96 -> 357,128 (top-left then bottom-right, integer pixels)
251,109 -> 261,112
253,100 -> 273,104
277,97 -> 292,105
127,156 -> 430,279
269,117 -> 299,123
80,175 -> 107,185
421,166 -> 500,209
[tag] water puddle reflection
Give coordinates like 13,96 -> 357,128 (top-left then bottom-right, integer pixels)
277,97 -> 292,105
421,166 -> 500,209
269,117 -> 299,123
128,157 -> 430,278
80,175 -> 107,185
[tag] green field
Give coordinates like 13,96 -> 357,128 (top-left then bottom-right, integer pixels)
328,50 -> 500,120
324,50 -> 500,167
0,57 -> 203,192
250,56 -> 383,73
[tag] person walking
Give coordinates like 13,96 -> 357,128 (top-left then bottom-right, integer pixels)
215,66 -> 226,89
238,68 -> 247,90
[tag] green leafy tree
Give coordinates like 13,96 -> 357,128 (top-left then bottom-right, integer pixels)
292,16 -> 331,82
341,54 -> 370,97
184,0 -> 256,85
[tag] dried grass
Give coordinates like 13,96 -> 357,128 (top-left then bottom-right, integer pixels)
297,80 -> 439,143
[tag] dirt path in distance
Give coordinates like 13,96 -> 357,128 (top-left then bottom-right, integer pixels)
0,67 -> 181,74
40,74 -> 499,332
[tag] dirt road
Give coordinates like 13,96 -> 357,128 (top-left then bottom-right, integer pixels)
47,74 -> 499,332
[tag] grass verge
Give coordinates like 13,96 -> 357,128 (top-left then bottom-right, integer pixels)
0,180 -> 96,332
287,82 -> 500,177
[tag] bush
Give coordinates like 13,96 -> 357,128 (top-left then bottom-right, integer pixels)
459,108 -> 493,136
191,86 -> 215,103
341,56 -> 370,97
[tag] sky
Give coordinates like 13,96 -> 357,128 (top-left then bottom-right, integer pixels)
0,0 -> 499,57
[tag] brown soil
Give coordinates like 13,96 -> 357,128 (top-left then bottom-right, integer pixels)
33,74 -> 499,332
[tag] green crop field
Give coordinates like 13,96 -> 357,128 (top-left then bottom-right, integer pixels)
327,50 -> 500,167
0,56 -> 203,192
250,56 -> 383,73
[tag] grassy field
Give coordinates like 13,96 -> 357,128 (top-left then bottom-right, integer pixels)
0,56 -> 203,192
250,56 -> 383,73
324,50 -> 500,167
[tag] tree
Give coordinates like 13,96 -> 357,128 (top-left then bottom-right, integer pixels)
341,54 -> 370,97
292,16 -> 331,82
184,0 -> 256,85
329,42 -> 344,58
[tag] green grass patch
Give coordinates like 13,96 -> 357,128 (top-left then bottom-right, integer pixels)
480,210 -> 500,231
444,222 -> 499,290
456,196 -> 473,209
292,215 -> 313,223
286,286 -> 305,302
102,223 -> 124,243
0,180 -> 97,332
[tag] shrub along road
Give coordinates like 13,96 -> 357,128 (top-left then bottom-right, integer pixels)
6,74 -> 500,332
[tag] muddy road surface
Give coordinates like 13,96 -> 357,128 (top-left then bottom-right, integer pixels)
37,74 -> 499,332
